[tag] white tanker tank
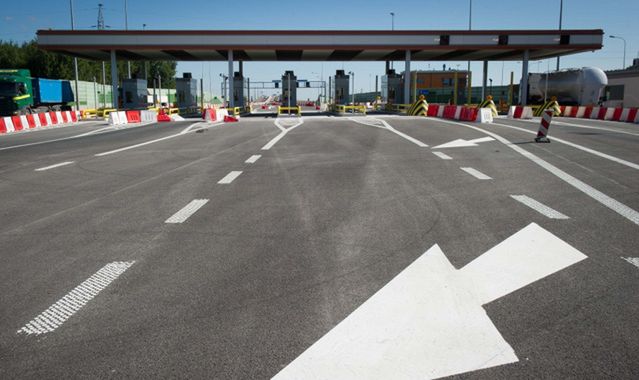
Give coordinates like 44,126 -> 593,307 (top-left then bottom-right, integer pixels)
525,67 -> 607,106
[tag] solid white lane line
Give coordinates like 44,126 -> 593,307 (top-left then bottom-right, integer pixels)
622,257 -> 639,269
34,161 -> 75,171
165,199 -> 209,224
492,121 -> 639,171
550,119 -> 639,136
218,171 -> 243,184
510,195 -> 569,219
273,118 -> 287,132
17,261 -> 134,335
379,119 -> 429,147
432,151 -> 453,160
262,118 -> 304,150
460,167 -> 492,180
435,118 -> 639,226
95,122 -> 220,157
245,154 -> 262,164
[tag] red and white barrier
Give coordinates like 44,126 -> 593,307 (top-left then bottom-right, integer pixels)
202,107 -> 229,122
507,106 -> 533,119
0,111 -> 81,135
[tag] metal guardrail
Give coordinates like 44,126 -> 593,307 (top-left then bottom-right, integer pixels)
389,104 -> 411,113
277,106 -> 301,115
80,109 -> 98,119
98,108 -> 117,118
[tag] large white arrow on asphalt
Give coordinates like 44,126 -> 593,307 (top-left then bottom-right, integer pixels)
273,223 -> 587,380
432,136 -> 495,149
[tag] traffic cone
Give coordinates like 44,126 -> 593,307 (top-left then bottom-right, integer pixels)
535,110 -> 552,143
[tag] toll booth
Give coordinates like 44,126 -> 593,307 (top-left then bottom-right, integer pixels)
176,73 -> 198,108
232,71 -> 245,108
281,70 -> 297,107
121,79 -> 148,109
332,70 -> 350,105
382,69 -> 404,105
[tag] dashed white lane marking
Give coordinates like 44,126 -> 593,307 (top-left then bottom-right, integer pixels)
622,257 -> 639,269
245,155 -> 261,164
510,195 -> 569,219
460,167 -> 492,180
274,223 -> 586,379
18,261 -> 134,335
262,118 -> 304,150
492,121 -> 639,171
165,199 -> 209,223
432,151 -> 453,160
34,161 -> 75,171
434,118 -> 639,226
218,171 -> 243,184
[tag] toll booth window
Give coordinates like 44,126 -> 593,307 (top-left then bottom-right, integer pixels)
18,83 -> 26,95
0,82 -> 18,95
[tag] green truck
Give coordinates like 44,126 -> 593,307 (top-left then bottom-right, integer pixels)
0,69 -> 74,116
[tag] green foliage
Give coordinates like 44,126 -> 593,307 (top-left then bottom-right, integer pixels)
0,39 -> 176,86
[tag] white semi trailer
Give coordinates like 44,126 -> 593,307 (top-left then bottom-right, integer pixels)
525,67 -> 608,106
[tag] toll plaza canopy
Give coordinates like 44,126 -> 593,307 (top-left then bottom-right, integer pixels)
37,29 -> 603,62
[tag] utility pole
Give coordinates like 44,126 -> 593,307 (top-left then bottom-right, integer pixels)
97,4 -> 107,109
467,0 -> 472,104
125,0 -> 131,78
69,0 -> 80,112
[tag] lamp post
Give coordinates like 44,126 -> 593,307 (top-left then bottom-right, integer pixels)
348,71 -> 355,106
556,0 -> 563,71
610,35 -> 627,69
466,0 -> 472,104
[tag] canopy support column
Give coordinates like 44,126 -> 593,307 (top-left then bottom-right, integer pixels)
228,50 -> 234,108
482,61 -> 488,100
110,50 -> 118,109
404,50 -> 411,105
521,50 -> 530,105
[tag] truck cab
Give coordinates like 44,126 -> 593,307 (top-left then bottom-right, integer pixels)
0,69 -> 34,116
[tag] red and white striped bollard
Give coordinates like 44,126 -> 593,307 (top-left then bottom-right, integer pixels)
535,110 -> 553,143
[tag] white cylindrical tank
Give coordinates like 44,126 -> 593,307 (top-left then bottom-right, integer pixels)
526,67 -> 608,105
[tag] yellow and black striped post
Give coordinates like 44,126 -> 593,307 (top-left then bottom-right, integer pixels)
408,95 -> 429,116
533,97 -> 561,117
476,95 -> 498,116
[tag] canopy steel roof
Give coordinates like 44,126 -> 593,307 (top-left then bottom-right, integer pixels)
36,29 -> 603,62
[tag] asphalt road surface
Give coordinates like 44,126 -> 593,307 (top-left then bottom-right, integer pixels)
0,114 -> 638,379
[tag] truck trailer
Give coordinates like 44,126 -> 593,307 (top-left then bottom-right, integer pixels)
0,69 -> 74,116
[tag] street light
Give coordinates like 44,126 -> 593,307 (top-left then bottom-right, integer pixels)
69,0 -> 80,112
610,35 -> 627,69
466,0 -> 472,104
124,0 -> 131,79
390,12 -> 395,70
557,0 -> 563,70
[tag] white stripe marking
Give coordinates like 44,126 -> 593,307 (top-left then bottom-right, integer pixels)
245,154 -> 262,164
262,118 -> 304,150
34,161 -> 74,171
432,151 -> 453,160
622,257 -> 639,269
217,171 -> 243,184
460,167 -> 492,180
510,195 -> 569,219
349,117 -> 429,147
165,199 -> 209,223
17,261 -> 134,335
435,118 -> 639,226
493,121 -> 639,171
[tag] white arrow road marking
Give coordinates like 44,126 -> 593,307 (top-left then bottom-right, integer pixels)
433,136 -> 495,149
460,167 -> 492,180
34,161 -> 75,171
432,151 -> 453,160
510,195 -> 569,219
273,223 -> 587,380
245,155 -> 262,164
18,261 -> 135,335
165,199 -> 209,223
621,257 -> 639,269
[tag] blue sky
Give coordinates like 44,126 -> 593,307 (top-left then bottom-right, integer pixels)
2,0 -> 637,97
